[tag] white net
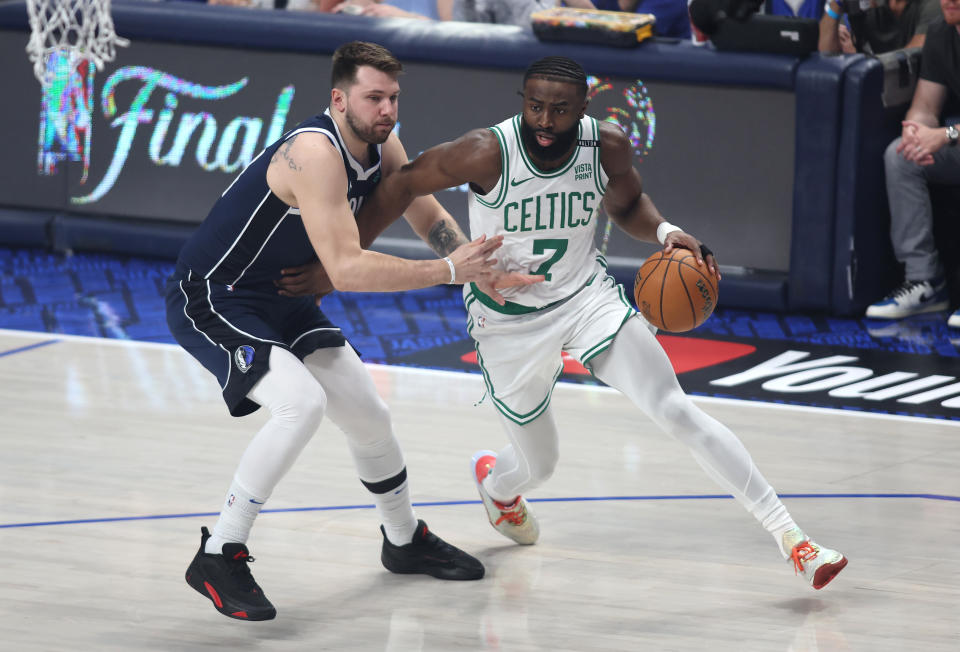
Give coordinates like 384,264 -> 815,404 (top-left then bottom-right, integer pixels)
26,0 -> 129,88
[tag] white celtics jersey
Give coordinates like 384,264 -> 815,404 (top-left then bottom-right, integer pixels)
467,114 -> 609,313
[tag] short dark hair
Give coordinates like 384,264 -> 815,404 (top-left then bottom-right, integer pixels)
331,41 -> 403,90
523,56 -> 588,97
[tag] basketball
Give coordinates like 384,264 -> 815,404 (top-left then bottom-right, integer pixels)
633,248 -> 718,332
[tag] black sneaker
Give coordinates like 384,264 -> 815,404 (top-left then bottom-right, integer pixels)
185,527 -> 277,621
380,519 -> 485,580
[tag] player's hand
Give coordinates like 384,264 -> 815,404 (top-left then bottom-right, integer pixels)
474,271 -> 545,306
662,231 -> 720,280
447,234 -> 503,284
275,261 -> 335,299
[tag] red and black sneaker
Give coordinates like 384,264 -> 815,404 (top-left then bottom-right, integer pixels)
380,520 -> 485,581
185,527 -> 277,621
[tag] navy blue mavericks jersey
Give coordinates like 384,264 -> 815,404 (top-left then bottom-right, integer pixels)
176,109 -> 383,291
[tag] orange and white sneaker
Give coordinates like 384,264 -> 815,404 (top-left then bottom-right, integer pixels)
471,450 -> 539,545
782,528 -> 848,590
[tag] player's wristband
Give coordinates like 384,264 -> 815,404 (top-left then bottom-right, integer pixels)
442,256 -> 456,284
824,1 -> 841,19
656,221 -> 683,245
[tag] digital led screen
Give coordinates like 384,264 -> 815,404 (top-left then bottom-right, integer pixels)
0,30 -> 796,271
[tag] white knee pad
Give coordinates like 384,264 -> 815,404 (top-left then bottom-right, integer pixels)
250,347 -> 327,429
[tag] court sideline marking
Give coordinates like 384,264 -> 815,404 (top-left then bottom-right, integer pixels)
3,327 -> 958,428
1,493 -> 957,530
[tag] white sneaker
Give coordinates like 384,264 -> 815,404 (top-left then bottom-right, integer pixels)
865,279 -> 948,319
948,308 -> 960,329
471,450 -> 539,545
781,528 -> 848,590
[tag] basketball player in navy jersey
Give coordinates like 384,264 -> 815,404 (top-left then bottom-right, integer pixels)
319,56 -> 848,591
166,41 -> 541,621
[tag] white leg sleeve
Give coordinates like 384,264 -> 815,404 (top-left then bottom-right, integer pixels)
239,345 -> 328,497
486,407 -> 561,503
590,319 -> 795,539
303,346 -> 417,545
207,346 -> 327,552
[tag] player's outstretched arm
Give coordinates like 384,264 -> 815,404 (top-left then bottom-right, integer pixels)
349,130 -> 544,302
355,129 -> 504,248
265,132 -> 503,292
375,133 -> 471,257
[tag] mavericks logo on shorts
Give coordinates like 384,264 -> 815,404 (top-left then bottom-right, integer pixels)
235,345 -> 255,373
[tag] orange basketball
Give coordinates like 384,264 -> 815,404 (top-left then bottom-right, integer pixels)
633,248 -> 718,332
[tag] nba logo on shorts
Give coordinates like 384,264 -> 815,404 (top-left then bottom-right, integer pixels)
477,316 -> 486,329
234,345 -> 255,373
227,493 -> 236,507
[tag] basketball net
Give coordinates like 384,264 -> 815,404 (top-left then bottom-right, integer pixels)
26,0 -> 128,88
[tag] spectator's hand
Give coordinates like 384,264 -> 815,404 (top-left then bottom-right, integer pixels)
275,260 -> 335,299
332,0 -> 373,12
838,25 -> 856,54
897,121 -> 920,152
898,120 -> 942,166
361,3 -> 428,17
663,230 -> 721,280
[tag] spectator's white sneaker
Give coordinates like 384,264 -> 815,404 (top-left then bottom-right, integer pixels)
865,279 -> 948,319
471,450 -> 539,545
782,528 -> 848,590
948,308 -> 960,329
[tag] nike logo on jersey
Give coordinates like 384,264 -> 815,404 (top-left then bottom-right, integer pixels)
510,176 -> 535,187
249,498 -> 264,504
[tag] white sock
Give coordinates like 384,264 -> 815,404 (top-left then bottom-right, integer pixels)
482,476 -> 518,506
205,478 -> 267,555
375,478 -> 418,546
749,488 -> 798,558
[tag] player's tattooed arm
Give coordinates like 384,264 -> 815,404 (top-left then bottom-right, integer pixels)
270,134 -> 302,172
428,218 -> 468,257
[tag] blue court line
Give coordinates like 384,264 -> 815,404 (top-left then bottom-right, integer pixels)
1,492 -> 957,530
0,339 -> 60,358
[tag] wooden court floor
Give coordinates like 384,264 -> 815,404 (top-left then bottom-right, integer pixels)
1,329 -> 957,651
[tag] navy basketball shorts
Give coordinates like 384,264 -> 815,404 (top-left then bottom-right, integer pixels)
165,269 -> 346,417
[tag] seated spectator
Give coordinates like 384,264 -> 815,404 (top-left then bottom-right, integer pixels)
765,0 -> 822,19
333,0 -> 447,18
452,1 -> 596,28
208,0 -> 447,15
819,0 -> 941,54
207,0 -> 341,10
865,0 -> 960,328
592,0 -> 692,38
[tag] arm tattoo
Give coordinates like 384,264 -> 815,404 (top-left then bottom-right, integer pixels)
428,219 -> 467,257
270,133 -> 302,172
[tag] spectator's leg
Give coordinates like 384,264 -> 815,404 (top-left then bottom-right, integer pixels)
884,137 -> 944,281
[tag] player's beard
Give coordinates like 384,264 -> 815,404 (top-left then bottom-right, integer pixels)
519,117 -> 579,162
345,107 -> 394,145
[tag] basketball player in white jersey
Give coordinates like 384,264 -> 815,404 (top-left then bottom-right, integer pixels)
352,56 -> 848,590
